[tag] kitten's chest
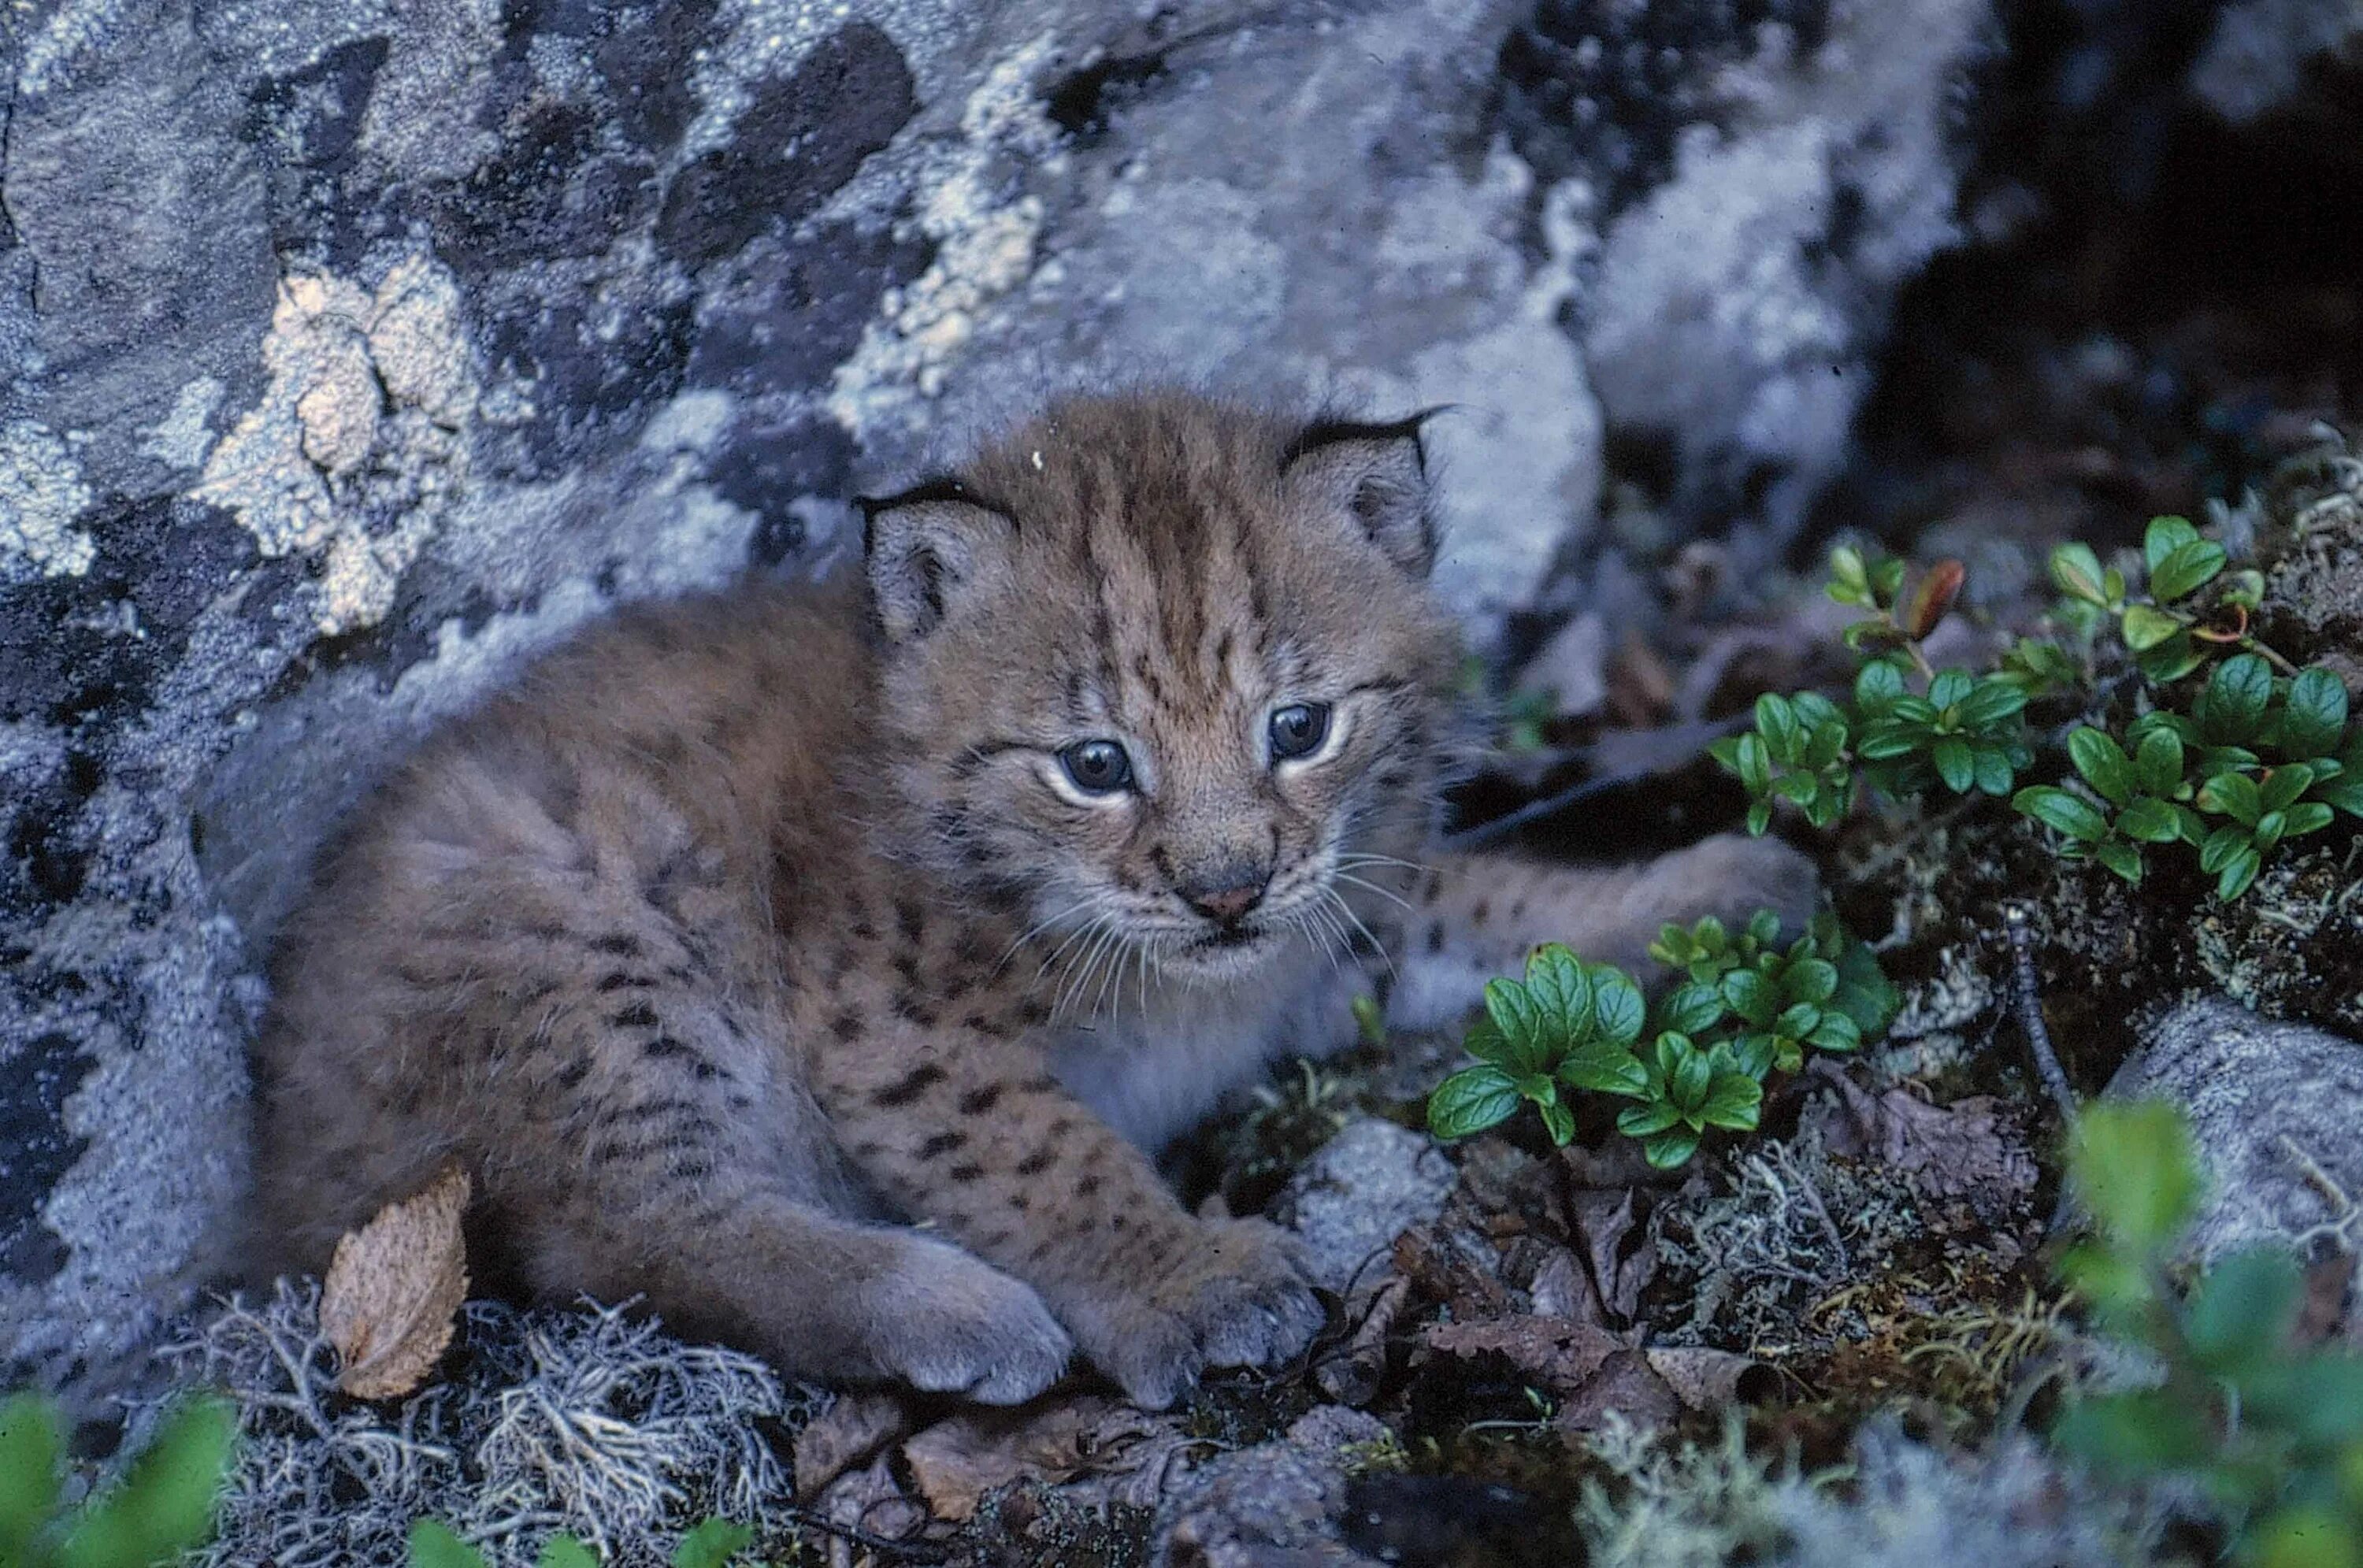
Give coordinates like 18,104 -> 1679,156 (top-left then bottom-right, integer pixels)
1046,964 -> 1365,1151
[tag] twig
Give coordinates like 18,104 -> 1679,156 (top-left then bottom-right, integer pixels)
2003,904 -> 2079,1124
785,1507 -> 953,1562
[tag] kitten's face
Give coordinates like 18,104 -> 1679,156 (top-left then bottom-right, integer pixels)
863,393 -> 1465,990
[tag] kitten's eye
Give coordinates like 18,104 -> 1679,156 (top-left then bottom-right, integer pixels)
1268,702 -> 1332,762
1059,739 -> 1134,794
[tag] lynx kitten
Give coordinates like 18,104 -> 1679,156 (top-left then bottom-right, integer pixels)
253,391 -> 1811,1407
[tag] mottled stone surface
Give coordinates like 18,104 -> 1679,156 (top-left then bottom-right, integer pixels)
1274,1118 -> 1457,1294
1152,1405 -> 1389,1568
0,0 -> 1994,1396
2107,995 -> 2363,1265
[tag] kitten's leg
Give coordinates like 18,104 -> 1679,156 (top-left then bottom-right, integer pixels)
809,1024 -> 1325,1410
1386,834 -> 1818,1032
260,852 -> 1072,1403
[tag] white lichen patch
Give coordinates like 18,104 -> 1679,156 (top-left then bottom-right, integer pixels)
195,255 -> 478,635
826,36 -> 1057,436
138,376 -> 228,472
0,419 -> 98,580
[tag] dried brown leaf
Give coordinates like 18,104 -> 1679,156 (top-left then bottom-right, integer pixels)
319,1162 -> 470,1399
793,1391 -> 914,1501
1315,1273 -> 1410,1407
1819,1069 -> 2038,1216
1644,1347 -> 1768,1411
1551,1348 -> 1680,1437
1419,1314 -> 1627,1395
901,1396 -> 1181,1523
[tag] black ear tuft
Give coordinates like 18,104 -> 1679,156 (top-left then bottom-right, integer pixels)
1280,410 -> 1447,577
857,478 -> 1020,643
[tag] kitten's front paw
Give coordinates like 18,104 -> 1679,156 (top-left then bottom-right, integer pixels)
1646,832 -> 1820,943
867,1237 -> 1074,1404
1073,1218 -> 1326,1410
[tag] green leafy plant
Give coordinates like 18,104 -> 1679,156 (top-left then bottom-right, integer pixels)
1716,519 -> 2361,902
1426,911 -> 1896,1168
0,1392 -> 236,1568
2016,655 -> 2363,897
409,1516 -> 754,1568
1716,548 -> 2035,830
2057,1102 -> 2363,1566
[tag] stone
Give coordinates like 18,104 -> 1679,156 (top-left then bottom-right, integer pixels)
2188,0 -> 2363,126
1152,1405 -> 1391,1568
1275,1118 -> 1458,1296
2105,995 -> 2363,1265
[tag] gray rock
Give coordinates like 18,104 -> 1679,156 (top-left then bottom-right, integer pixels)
1275,1118 -> 1457,1295
2188,0 -> 2363,125
1152,1405 -> 1390,1568
1564,0 -> 1995,564
2106,995 -> 2363,1264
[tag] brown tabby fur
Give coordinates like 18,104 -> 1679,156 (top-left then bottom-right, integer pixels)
250,391 -> 1812,1407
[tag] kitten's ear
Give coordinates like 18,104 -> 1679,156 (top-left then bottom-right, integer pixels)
1280,413 -> 1441,577
858,480 -> 1019,643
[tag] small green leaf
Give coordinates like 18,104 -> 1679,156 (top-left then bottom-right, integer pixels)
2050,542 -> 2109,605
2134,727 -> 2185,797
1428,1066 -> 1523,1140
1719,969 -> 1777,1028
0,1392 -> 63,1566
2014,786 -> 2109,843
1538,1099 -> 1576,1146
2199,823 -> 2249,875
2094,840 -> 2145,884
1854,723 -> 1926,762
1559,1040 -> 1649,1098
1734,733 -> 1771,794
1616,1099 -> 1683,1138
2142,515 -> 2201,571
1806,1011 -> 1862,1052
57,1396 -> 236,1568
2133,632 -> 2207,683
1782,958 -> 1838,1006
2262,762 -> 2317,813
2070,1101 -> 2200,1256
1928,669 -> 1974,710
2119,602 -> 2183,651
1588,966 -> 1647,1048
2066,728 -> 2135,805
2315,776 -> 2363,817
1482,977 -> 1554,1075
1657,982 -> 1726,1037
1854,658 -> 1906,714
1460,1014 -> 1512,1068
1828,545 -> 1869,599
1755,694 -> 1801,762
540,1537 -> 602,1568
2149,537 -> 2228,602
1745,800 -> 1772,835
2053,1390 -> 2216,1474
1931,736 -> 1975,793
410,1522 -> 492,1568
2281,667 -> 2350,761
1972,746 -> 2016,795
1870,556 -> 1905,606
1955,679 -> 2027,728
1520,944 -> 1593,1038
2202,654 -> 2275,745
2184,1246 -> 2303,1375
1642,1128 -> 1702,1169
1697,1073 -> 1763,1131
2116,798 -> 2181,843
1829,942 -> 1899,1036
673,1519 -> 755,1568
2287,801 -> 2336,837
2217,844 -> 2262,901
1670,1045 -> 1712,1110
2197,770 -> 2262,825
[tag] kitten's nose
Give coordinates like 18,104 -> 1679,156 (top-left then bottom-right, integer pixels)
1180,871 -> 1267,924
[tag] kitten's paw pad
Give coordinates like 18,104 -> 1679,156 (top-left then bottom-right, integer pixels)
1651,832 -> 1820,937
873,1243 -> 1073,1405
1081,1218 -> 1325,1411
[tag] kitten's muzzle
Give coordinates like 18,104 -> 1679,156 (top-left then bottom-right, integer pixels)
1176,866 -> 1269,925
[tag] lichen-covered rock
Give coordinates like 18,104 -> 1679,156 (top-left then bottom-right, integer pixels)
2106,995 -> 2363,1266
1274,1118 -> 1457,1295
1152,1405 -> 1391,1568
